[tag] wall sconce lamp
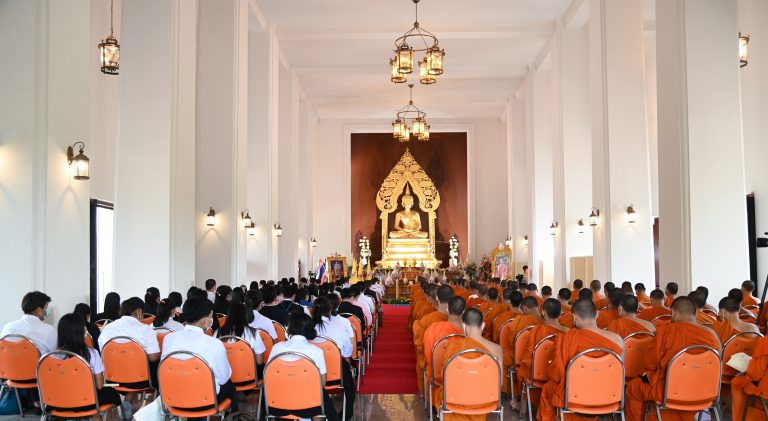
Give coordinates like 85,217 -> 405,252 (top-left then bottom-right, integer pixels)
273,222 -> 283,237
247,222 -> 256,236
626,204 -> 637,223
578,219 -> 586,234
739,33 -> 750,68
240,210 -> 252,229
310,237 -> 318,248
523,235 -> 529,246
589,207 -> 600,226
66,142 -> 90,180
206,207 -> 216,227
549,221 -> 559,236
505,235 -> 512,248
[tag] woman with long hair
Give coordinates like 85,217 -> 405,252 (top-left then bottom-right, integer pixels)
144,287 -> 160,316
73,303 -> 101,351
312,296 -> 355,418
94,292 -> 120,322
213,285 -> 233,316
152,299 -> 184,331
49,313 -> 122,412
216,301 -> 265,365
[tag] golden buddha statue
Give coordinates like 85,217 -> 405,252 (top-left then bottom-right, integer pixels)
389,185 -> 429,239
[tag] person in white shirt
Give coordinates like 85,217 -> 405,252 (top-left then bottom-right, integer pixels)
205,278 -> 217,303
1,291 -> 57,354
312,297 -> 355,418
247,289 -> 278,339
162,296 -> 235,411
216,301 -> 266,366
98,296 -> 160,411
352,286 -> 373,327
268,312 -> 339,421
356,285 -> 375,314
152,299 -> 184,332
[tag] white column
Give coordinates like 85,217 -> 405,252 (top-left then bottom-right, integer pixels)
657,0 -> 749,299
507,98 -> 531,267
195,0 -> 249,285
114,0 -> 197,297
589,0 -> 655,284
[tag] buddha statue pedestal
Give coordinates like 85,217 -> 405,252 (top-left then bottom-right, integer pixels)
378,238 -> 439,269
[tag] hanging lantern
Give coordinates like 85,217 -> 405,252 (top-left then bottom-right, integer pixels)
419,60 -> 436,85
393,118 -> 407,140
426,46 -> 445,75
396,43 -> 414,74
390,59 -> 407,83
412,117 -> 425,137
420,123 -> 430,141
98,0 -> 120,75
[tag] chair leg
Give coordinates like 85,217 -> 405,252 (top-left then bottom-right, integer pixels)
526,386 -> 534,421
619,410 -> 626,421
342,393 -> 346,421
742,395 -> 754,421
711,404 -> 722,421
423,370 -> 428,407
13,388 -> 24,418
762,398 -> 768,417
256,386 -> 263,421
655,404 -> 662,421
642,402 -> 649,421
558,409 -> 565,421
518,384 -> 526,420
429,382 -> 434,421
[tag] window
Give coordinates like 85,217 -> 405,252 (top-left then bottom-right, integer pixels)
90,200 -> 114,314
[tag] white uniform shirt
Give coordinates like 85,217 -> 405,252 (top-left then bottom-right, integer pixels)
315,316 -> 353,358
269,335 -> 326,375
217,327 -> 266,355
371,284 -> 384,298
250,310 -> 278,339
161,319 -> 185,332
52,348 -> 104,374
355,298 -> 373,327
98,316 -> 160,354
1,315 -> 57,354
358,294 -> 375,313
162,325 -> 232,393
207,291 -> 216,303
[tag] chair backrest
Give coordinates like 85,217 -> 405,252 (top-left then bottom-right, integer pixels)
722,331 -> 762,378
216,314 -> 227,327
257,329 -> 275,360
0,335 -> 41,382
740,313 -> 758,324
430,334 -> 464,381
311,336 -> 343,385
141,315 -> 156,325
219,336 -> 258,386
651,314 -> 672,328
154,327 -> 173,351
102,336 -> 152,386
443,348 -> 501,408
497,319 -> 515,350
702,309 -> 719,319
623,332 -> 655,379
341,313 -> 363,358
84,332 -> 94,348
564,348 -> 624,409
263,352 -> 325,416
528,334 -> 558,382
513,325 -> 535,368
158,351 -> 222,412
663,345 -> 721,409
95,319 -> 112,329
273,321 -> 287,343
37,350 -> 99,410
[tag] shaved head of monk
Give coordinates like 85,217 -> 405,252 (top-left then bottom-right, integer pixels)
572,298 -> 597,327
718,296 -> 740,314
521,296 -> 539,312
542,298 -> 562,320
462,307 -> 484,329
579,288 -> 594,301
436,285 -> 454,305
448,296 -> 466,316
618,294 -> 639,316
670,296 -> 696,322
509,291 -> 524,307
607,289 -> 622,309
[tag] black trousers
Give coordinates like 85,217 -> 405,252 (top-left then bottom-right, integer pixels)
340,359 -> 356,420
45,386 -> 122,412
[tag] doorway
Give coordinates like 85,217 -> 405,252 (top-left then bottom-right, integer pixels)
90,199 -> 114,316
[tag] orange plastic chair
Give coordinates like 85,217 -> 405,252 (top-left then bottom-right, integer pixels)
508,325 -> 535,404
84,332 -> 94,348
94,319 -> 112,330
428,333 -> 464,420
519,334 -> 558,420
642,345 -> 722,421
703,309 -> 719,320
497,318 -> 516,350
101,336 -> 155,403
273,321 -> 287,343
740,313 -> 758,324
311,335 -> 348,420
154,326 -> 173,351
263,351 -> 327,420
341,312 -> 366,388
440,348 -> 503,421
651,314 -> 672,328
623,332 -> 655,379
257,328 -> 275,360
220,335 -> 263,419
216,313 -> 228,327
559,348 -> 625,420
158,351 -> 232,418
0,335 -> 41,416
37,350 -> 120,420
721,331 -> 762,384
141,314 -> 156,325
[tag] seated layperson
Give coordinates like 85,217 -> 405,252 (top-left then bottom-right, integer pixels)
94,292 -> 121,322
152,298 -> 184,332
73,303 -> 102,351
259,285 -> 288,326
216,301 -> 266,365
162,296 -> 236,411
338,288 -> 366,329
1,291 -> 57,353
312,296 -> 355,420
247,288 -> 278,339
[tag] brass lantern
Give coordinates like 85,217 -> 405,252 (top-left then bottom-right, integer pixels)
396,43 -> 414,74
392,118 -> 407,140
390,59 -> 407,83
426,46 -> 445,75
739,33 -> 750,68
66,142 -> 90,180
419,60 -> 436,85
389,0 -> 444,84
98,0 -> 120,75
392,84 -> 429,143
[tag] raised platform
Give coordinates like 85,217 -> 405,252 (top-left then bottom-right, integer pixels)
378,238 -> 440,269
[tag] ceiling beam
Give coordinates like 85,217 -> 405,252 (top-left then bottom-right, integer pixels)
294,65 -> 529,80
274,23 -> 554,41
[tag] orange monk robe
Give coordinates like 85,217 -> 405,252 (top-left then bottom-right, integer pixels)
759,302 -> 768,333
501,315 -> 540,394
491,310 -> 521,343
517,324 -> 564,403
625,322 -> 720,421
492,285 -> 503,297
536,329 -> 623,421
596,308 -> 620,329
559,312 -> 574,329
637,306 -> 672,322
483,303 -> 511,340
423,321 -> 463,397
696,310 -> 717,325
432,337 -> 493,421
413,311 -> 448,392
560,302 -> 572,313
663,295 -> 675,308
743,294 -> 759,307
711,320 -> 739,345
477,301 -> 494,314
531,295 -> 544,308
731,335 -> 768,421
594,294 -> 606,309
636,293 -> 652,306
454,288 -> 470,301
409,300 -> 435,331
466,297 -> 484,309
568,289 -> 580,304
606,318 -> 652,338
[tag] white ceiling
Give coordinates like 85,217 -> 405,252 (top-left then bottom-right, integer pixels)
256,0 -> 577,119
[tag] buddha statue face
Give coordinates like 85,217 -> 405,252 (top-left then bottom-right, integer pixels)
401,193 -> 414,210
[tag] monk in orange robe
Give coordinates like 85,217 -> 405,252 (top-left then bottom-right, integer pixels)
569,279 -> 584,305
687,290 -> 717,325
712,296 -> 760,345
590,280 -> 606,309
557,288 -> 572,313
563,289 -> 593,328
526,284 -> 544,307
501,297 -> 541,402
536,298 -> 624,421
731,333 -> 768,421
413,285 -> 453,392
663,282 -> 678,308
453,283 -> 470,301
409,284 -> 436,331
423,296 -> 465,402
637,289 -> 671,322
483,288 -> 512,339
635,283 -> 652,306
625,297 -> 721,421
492,291 -> 524,343
465,283 -> 483,309
596,282 -> 615,310
516,298 -> 568,413
596,289 -> 622,329
742,280 -> 759,307
606,294 -> 655,338
432,307 -> 504,420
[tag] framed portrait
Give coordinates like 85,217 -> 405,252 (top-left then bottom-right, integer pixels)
326,256 -> 348,282
490,244 -> 512,279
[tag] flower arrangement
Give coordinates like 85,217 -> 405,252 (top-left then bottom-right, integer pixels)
464,259 -> 478,280
479,255 -> 492,280
384,298 -> 411,305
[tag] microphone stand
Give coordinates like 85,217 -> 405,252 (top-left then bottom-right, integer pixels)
756,273 -> 768,328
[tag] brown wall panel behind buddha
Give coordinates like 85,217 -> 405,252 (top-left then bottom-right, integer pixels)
351,132 -> 468,268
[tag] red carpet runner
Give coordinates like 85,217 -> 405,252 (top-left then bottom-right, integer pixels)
357,304 -> 419,394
